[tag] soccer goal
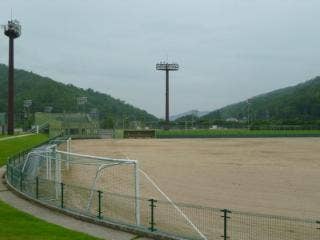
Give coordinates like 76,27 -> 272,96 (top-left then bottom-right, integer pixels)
21,146 -> 140,225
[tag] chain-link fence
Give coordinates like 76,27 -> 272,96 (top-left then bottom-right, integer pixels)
6,150 -> 320,240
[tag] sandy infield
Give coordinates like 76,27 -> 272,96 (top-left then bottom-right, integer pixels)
68,138 -> 320,219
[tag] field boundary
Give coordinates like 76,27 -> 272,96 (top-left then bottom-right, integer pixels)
0,167 -> 144,240
6,141 -> 320,240
155,129 -> 320,138
157,134 -> 320,138
4,172 -> 180,240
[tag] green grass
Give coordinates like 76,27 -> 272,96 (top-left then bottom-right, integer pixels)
0,200 -> 102,240
156,129 -> 320,138
0,134 -> 49,166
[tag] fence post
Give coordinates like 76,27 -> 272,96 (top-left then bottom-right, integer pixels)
6,162 -> 8,179
36,177 -> 39,199
148,199 -> 157,232
6,158 -> 10,178
61,183 -> 64,208
20,170 -> 23,191
98,190 -> 103,219
6,161 -> 9,181
221,209 -> 231,240
10,165 -> 13,185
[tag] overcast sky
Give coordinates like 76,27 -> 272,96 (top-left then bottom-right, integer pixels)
0,0 -> 320,117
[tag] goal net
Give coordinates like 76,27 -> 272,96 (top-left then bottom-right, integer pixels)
21,145 -> 140,225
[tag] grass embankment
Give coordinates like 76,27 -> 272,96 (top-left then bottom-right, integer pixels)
0,134 -> 102,240
0,200 -> 101,240
156,129 -> 320,138
0,134 -> 48,166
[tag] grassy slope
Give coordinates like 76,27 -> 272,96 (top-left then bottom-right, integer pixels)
0,134 -> 49,166
0,64 -> 158,123
156,129 -> 320,138
203,76 -> 320,121
0,134 -> 102,240
0,200 -> 101,240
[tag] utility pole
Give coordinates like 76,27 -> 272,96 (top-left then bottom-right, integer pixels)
156,62 -> 179,130
247,99 -> 250,130
23,99 -> 32,131
4,19 -> 21,135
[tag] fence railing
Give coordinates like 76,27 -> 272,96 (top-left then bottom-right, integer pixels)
6,152 -> 320,240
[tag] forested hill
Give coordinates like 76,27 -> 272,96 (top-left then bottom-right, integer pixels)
0,64 -> 157,123
203,77 -> 320,123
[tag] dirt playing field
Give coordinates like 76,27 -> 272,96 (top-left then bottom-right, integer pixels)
69,138 -> 320,219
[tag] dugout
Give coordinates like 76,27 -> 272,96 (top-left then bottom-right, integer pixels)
124,129 -> 156,138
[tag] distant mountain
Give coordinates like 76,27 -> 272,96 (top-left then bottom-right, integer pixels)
0,64 -> 158,124
170,110 -> 209,121
202,77 -> 320,123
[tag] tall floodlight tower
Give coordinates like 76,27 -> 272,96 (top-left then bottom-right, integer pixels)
4,20 -> 21,135
156,62 -> 179,130
247,99 -> 250,130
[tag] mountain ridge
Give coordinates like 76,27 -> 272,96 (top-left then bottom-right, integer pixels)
0,64 -> 158,125
170,110 -> 209,121
202,76 -> 320,122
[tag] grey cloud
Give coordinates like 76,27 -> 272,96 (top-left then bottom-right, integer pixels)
0,0 -> 320,117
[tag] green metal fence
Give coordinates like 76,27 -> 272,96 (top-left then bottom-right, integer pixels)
6,152 -> 320,240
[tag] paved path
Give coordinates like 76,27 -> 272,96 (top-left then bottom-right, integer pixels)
0,167 -> 152,240
0,134 -> 34,141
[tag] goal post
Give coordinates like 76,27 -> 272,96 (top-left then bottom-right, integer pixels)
55,150 -> 141,225
21,146 -> 141,226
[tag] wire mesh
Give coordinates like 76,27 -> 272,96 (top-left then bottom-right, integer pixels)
63,183 -> 99,217
6,153 -> 320,240
102,191 -> 137,225
151,199 -> 207,239
229,210 -> 320,240
57,151 -> 137,198
38,178 -> 60,207
177,203 -> 223,240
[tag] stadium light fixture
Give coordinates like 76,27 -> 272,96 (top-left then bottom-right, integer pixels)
156,62 -> 179,130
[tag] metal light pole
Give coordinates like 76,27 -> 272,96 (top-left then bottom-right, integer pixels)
4,19 -> 21,135
156,62 -> 179,130
247,99 -> 250,130
77,96 -> 87,133
122,115 -> 128,129
23,99 -> 32,131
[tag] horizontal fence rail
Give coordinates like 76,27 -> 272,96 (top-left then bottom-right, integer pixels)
6,147 -> 320,240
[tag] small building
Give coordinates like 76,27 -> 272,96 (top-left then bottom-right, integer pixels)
35,112 -> 99,138
226,117 -> 239,122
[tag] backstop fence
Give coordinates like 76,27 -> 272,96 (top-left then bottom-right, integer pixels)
5,144 -> 320,240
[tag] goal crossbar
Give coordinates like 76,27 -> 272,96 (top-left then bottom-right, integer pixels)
57,150 -> 137,164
